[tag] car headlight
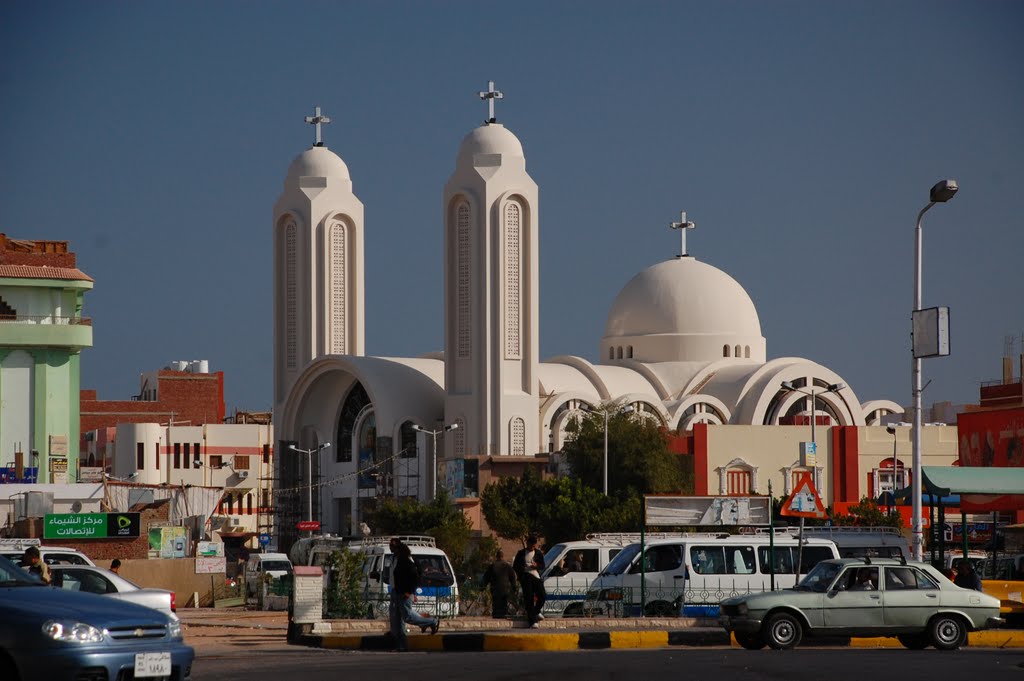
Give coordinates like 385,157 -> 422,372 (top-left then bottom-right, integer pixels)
168,619 -> 183,640
42,620 -> 106,644
599,588 -> 623,602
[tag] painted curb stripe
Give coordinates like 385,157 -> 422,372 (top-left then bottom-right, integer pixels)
483,633 -> 580,651
610,631 -> 668,649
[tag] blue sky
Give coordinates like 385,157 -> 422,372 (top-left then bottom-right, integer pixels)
2,1 -> 1021,415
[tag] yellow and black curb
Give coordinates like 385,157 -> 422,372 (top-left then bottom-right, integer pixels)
305,627 -> 1024,652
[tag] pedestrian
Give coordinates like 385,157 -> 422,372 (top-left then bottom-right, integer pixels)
953,559 -> 983,591
110,558 -> 122,575
513,534 -> 546,628
481,549 -> 517,618
389,542 -> 439,651
19,546 -> 50,585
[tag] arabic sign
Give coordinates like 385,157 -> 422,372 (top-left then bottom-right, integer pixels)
196,556 -> 226,574
44,513 -> 141,539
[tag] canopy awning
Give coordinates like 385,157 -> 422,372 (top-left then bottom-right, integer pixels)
897,467 -> 1024,512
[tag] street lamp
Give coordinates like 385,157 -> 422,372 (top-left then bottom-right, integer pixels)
289,442 -> 331,526
911,179 -> 958,561
780,380 -> 845,580
411,423 -> 458,500
580,403 -> 635,495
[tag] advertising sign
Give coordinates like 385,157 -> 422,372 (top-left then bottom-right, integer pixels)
197,541 -> 224,557
296,521 -> 321,532
44,513 -> 141,539
957,407 -> 1024,468
78,466 -> 104,483
196,556 -> 227,574
149,526 -> 187,559
50,458 -> 68,484
644,496 -> 771,526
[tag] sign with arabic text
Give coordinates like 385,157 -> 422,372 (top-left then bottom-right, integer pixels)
44,513 -> 141,539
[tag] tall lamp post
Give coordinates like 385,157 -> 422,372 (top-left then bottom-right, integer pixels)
885,425 -> 900,516
411,423 -> 458,500
911,179 -> 958,561
581,404 -> 634,495
289,442 -> 331,527
780,380 -> 845,579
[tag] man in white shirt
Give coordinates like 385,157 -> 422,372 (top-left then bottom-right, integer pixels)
513,534 -> 546,628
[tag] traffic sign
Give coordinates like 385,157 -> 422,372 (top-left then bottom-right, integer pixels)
258,533 -> 271,546
296,521 -> 321,531
780,474 -> 826,519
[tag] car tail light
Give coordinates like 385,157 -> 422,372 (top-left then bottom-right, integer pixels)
171,592 -> 177,612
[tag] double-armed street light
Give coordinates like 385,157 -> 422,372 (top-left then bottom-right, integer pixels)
411,423 -> 458,500
580,403 -> 635,495
289,442 -> 332,525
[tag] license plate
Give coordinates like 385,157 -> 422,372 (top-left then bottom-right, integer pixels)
134,652 -> 171,678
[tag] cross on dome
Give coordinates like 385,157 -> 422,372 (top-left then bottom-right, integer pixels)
670,211 -> 697,258
304,106 -> 331,147
478,81 -> 504,124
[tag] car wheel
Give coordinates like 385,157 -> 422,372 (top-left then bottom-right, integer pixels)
563,603 -> 583,617
763,612 -> 803,650
644,601 -> 675,617
896,634 -> 929,650
735,632 -> 767,650
0,650 -> 19,681
929,615 -> 967,650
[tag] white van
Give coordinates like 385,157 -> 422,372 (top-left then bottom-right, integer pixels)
0,540 -> 95,567
244,552 -> 293,598
541,533 -> 676,617
349,535 -> 459,620
587,534 -> 840,617
769,526 -> 911,559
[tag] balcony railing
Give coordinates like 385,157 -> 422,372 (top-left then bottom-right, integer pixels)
0,314 -> 92,326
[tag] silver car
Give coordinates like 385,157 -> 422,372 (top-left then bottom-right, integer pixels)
719,557 -> 1003,650
51,565 -> 178,619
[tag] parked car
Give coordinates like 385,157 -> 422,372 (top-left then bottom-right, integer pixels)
0,544 -> 95,567
50,565 -> 177,619
244,552 -> 293,598
0,556 -> 193,680
719,557 -> 1003,650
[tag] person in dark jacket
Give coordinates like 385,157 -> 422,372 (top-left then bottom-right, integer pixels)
390,542 -> 439,651
513,534 -> 546,627
953,559 -> 983,591
482,549 -> 517,618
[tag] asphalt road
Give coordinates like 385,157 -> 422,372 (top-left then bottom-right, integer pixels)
192,647 -> 1024,681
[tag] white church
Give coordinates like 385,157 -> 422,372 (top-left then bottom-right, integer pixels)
271,85 -> 915,545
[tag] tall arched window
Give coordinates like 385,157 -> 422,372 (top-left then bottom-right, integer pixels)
284,219 -> 297,369
336,382 -> 370,463
456,201 -> 471,358
454,418 -> 466,456
329,220 -> 347,355
744,345 -> 750,358
617,347 -> 623,359
627,346 -> 633,358
734,345 -> 741,357
510,417 -> 526,456
609,347 -> 615,360
723,345 -> 730,357
504,201 -> 522,359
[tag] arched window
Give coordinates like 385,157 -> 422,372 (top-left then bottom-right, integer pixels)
723,345 -> 730,357
627,346 -> 633,359
284,219 -> 297,369
617,347 -> 623,359
744,345 -> 750,358
454,418 -> 466,456
329,220 -> 347,354
336,382 -> 370,463
510,417 -> 526,456
456,201 -> 471,358
609,347 -> 615,360
716,458 -> 759,495
504,200 -> 522,359
734,345 -> 741,358
399,421 -> 419,459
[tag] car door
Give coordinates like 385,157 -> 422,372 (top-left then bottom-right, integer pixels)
823,567 -> 884,632
882,565 -> 940,629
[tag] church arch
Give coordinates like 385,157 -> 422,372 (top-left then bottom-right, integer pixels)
336,382 -> 371,463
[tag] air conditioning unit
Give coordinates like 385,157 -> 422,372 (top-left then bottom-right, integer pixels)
228,517 -> 242,528
236,470 -> 249,480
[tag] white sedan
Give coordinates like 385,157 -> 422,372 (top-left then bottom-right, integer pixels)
50,565 -> 178,619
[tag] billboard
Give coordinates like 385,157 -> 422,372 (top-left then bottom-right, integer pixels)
44,513 -> 141,539
957,407 -> 1024,468
645,496 -> 771,526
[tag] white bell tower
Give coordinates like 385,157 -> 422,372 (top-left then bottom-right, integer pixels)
442,83 -> 540,458
273,107 -> 365,413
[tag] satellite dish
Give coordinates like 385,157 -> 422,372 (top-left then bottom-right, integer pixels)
70,501 -> 83,513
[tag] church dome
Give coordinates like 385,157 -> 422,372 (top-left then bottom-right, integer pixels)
601,258 -> 766,364
286,146 -> 350,183
456,123 -> 524,166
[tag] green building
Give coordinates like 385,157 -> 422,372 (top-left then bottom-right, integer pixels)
0,234 -> 92,483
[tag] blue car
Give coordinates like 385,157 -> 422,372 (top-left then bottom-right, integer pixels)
0,556 -> 194,680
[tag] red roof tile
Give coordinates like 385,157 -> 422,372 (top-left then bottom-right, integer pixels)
0,265 -> 93,282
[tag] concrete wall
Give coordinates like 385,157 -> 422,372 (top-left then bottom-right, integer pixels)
118,557 -> 222,607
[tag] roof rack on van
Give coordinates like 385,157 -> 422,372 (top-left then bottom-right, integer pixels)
0,538 -> 41,549
756,526 -> 902,536
349,535 -> 436,548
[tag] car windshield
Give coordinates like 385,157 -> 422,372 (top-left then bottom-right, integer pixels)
542,544 -> 567,576
413,555 -> 454,586
794,561 -> 843,592
262,561 -> 292,572
0,555 -> 45,587
601,544 -> 641,576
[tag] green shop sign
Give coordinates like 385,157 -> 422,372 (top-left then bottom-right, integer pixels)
44,513 -> 141,539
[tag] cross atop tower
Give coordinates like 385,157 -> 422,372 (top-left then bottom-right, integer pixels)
478,81 -> 504,124
304,106 -> 331,147
670,211 -> 697,258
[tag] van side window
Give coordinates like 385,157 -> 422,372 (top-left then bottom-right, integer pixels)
689,546 -> 727,575
758,547 -> 795,574
799,547 -> 835,573
381,556 -> 392,583
639,545 -> 683,573
726,546 -> 756,574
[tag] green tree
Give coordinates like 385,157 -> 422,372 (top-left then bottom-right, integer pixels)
561,406 -> 693,497
828,497 -> 904,530
322,548 -> 368,618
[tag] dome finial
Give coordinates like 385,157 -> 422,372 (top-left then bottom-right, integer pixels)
669,211 -> 697,258
304,106 -> 331,147
478,81 -> 504,125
